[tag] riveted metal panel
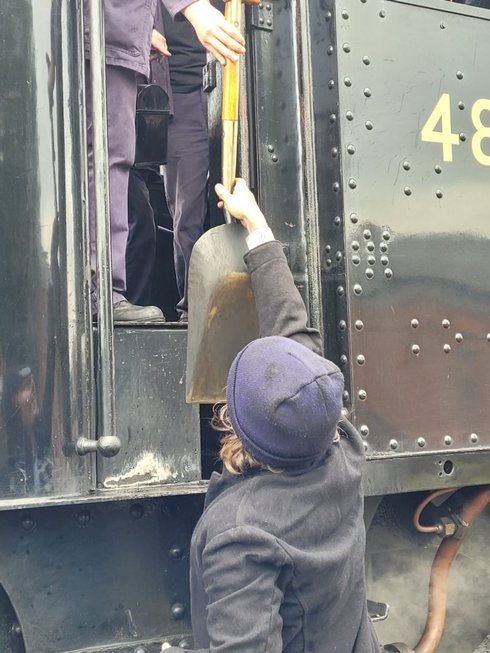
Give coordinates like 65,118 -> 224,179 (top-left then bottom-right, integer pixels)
97,329 -> 201,489
0,498 -> 202,652
329,0 -> 490,459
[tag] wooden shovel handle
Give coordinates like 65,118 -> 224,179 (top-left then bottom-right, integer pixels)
221,0 -> 241,122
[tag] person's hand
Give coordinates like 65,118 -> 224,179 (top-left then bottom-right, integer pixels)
215,179 -> 268,233
151,29 -> 171,60
183,0 -> 245,65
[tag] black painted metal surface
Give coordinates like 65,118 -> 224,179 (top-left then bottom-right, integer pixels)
0,0 -> 93,502
310,0 -> 490,485
0,497 -> 202,652
99,329 -> 201,488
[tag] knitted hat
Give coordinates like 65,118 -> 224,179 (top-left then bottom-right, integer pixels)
226,336 -> 344,469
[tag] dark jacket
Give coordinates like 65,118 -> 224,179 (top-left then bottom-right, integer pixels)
83,0 -> 193,76
169,241 -> 379,653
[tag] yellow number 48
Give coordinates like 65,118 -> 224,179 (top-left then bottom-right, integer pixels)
421,93 -> 459,162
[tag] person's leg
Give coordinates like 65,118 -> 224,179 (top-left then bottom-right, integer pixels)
162,89 -> 209,317
86,63 -> 163,321
126,168 -> 157,306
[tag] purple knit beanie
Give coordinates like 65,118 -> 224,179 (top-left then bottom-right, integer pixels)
226,336 -> 344,469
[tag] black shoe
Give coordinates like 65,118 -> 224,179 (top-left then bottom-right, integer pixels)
113,300 -> 165,323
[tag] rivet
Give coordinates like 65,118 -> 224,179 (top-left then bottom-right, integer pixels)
179,640 -> 192,649
363,229 -> 372,240
442,319 -> 450,329
325,10 -> 332,20
382,230 -> 391,241
338,320 -> 347,331
384,268 -> 393,279
455,333 -> 463,343
325,244 -> 331,253
456,70 -> 464,80
404,186 -> 412,196
411,344 -> 420,355
380,255 -> 389,266
444,435 -> 453,445
379,9 -> 386,17
434,164 -> 442,174
334,216 -> 342,226
335,251 -> 343,262
366,242 -> 375,252
344,77 -> 353,87
459,132 -> 467,142
340,354 -> 348,365
343,390 -> 350,401
350,212 -> 358,223
349,178 -> 357,189
365,120 -> 374,130
337,285 -> 345,296
266,3 -> 271,9
440,21 -> 446,29
333,182 -> 340,192
470,433 -> 479,443
347,144 -> 356,154
326,258 -> 332,267
487,333 -> 490,342
171,602 -> 186,619
360,425 -> 370,436
443,344 -> 451,353
77,510 -> 91,526
364,88 -> 372,97
436,189 -> 443,198
170,545 -> 183,559
353,283 -> 363,295
357,354 -> 366,365
135,647 -> 146,653
458,101 -> 465,110
329,113 -> 337,124
351,240 -> 360,251
362,55 -> 371,65
363,441 -> 369,451
271,154 -> 278,162
358,389 -> 367,400
367,255 -> 375,265
21,515 -> 35,531
417,437 -> 426,448
327,45 -> 334,55
341,9 -> 349,18
267,144 -> 275,153
352,255 -> 360,265
355,320 -> 364,330
130,503 -> 144,520
389,439 -> 398,450
343,43 -> 351,53
365,268 -> 374,279
331,147 -> 339,157
328,79 -> 336,89
411,319 -> 419,328
379,242 -> 388,253
346,111 -> 354,121
402,160 -> 411,171
259,16 -> 264,24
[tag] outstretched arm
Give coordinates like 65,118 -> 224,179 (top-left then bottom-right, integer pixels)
215,180 -> 323,355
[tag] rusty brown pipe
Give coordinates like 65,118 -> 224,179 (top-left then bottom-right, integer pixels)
413,485 -> 490,653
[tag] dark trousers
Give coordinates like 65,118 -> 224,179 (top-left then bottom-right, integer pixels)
86,63 -> 137,305
162,88 -> 209,314
125,168 -> 157,306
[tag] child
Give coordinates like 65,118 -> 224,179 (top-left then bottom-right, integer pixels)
162,179 -> 380,653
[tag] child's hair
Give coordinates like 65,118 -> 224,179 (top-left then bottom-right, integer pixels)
212,403 -> 282,475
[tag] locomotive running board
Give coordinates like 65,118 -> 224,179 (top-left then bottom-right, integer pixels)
186,222 -> 258,404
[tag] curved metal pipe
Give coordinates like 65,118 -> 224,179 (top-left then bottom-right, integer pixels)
414,486 -> 490,653
413,488 -> 457,535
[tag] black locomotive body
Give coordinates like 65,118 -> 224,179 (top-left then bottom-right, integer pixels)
0,0 -> 489,651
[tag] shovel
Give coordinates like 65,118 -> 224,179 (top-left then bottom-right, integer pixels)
186,0 -> 259,404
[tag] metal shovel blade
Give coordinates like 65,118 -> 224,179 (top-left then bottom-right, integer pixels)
186,222 -> 258,404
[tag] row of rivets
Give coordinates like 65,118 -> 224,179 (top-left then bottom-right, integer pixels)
404,186 -> 445,198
